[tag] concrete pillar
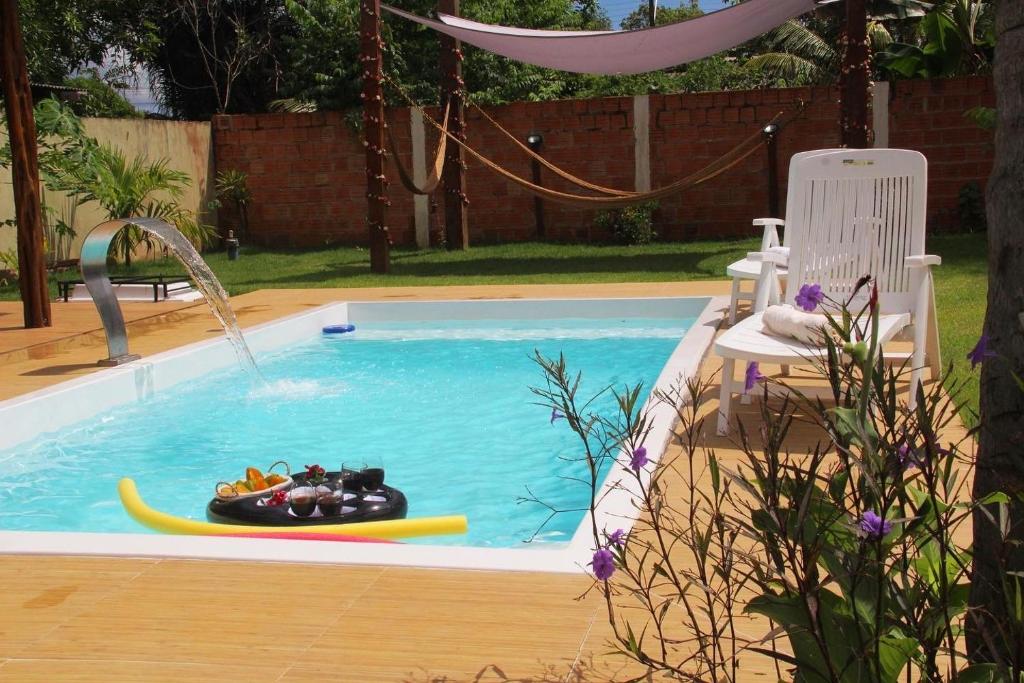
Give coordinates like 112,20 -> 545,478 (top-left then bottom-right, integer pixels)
872,81 -> 890,148
633,95 -> 651,192
410,107 -> 430,248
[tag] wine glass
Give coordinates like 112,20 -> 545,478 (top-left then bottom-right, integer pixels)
289,487 -> 317,517
339,462 -> 362,500
361,456 -> 385,492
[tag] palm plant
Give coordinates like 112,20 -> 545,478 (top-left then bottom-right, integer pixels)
71,146 -> 215,266
746,18 -> 893,85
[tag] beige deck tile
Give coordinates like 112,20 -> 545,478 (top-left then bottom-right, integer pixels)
0,557 -> 156,659
21,560 -> 386,666
285,567 -> 599,682
0,659 -> 275,682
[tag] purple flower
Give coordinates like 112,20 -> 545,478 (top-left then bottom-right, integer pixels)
967,333 -> 996,370
591,547 -> 615,581
744,362 -> 765,394
607,528 -> 626,548
858,511 -> 892,540
794,283 -> 824,312
629,446 -> 648,473
550,407 -> 565,424
897,442 -> 916,470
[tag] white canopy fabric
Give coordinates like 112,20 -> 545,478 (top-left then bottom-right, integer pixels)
383,0 -> 818,75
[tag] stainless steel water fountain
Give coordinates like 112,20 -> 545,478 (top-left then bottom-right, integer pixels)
80,217 -> 259,374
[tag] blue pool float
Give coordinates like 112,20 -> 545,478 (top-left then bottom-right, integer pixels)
322,323 -> 356,335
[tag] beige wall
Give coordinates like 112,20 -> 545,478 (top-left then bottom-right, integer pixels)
0,117 -> 214,262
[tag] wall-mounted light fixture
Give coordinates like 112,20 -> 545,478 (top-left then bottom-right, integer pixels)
526,133 -> 544,149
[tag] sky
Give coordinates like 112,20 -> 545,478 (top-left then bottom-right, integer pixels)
602,0 -> 726,29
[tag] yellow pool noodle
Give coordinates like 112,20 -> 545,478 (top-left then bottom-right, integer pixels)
118,478 -> 467,540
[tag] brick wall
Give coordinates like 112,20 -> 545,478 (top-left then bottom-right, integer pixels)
889,75 -> 995,232
212,75 -> 994,248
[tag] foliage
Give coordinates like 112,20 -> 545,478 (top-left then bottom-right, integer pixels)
64,146 -> 215,265
594,202 -> 658,246
878,0 -> 994,79
212,170 -> 252,240
15,0 -> 158,84
965,106 -> 996,131
958,181 -> 987,233
1,100 -> 212,265
746,18 -> 892,86
619,2 -> 701,31
63,73 -> 142,119
531,274 -> 1013,680
39,189 -> 78,266
145,0 -> 292,118
0,249 -> 17,283
277,0 -> 361,112
576,55 -> 763,98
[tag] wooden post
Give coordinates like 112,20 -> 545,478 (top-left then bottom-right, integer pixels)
438,0 -> 469,250
840,0 -> 870,148
0,0 -> 51,328
360,0 -> 390,273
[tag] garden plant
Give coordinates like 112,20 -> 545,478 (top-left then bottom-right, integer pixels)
533,276 -> 1016,682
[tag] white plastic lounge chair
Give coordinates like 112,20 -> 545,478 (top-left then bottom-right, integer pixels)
725,149 -> 844,324
715,149 -> 941,435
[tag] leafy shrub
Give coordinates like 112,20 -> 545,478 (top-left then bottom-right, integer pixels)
63,74 -> 142,119
532,276 -> 1016,681
594,201 -> 658,245
959,181 -> 987,232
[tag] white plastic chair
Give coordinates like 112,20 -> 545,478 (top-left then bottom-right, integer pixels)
725,150 -> 845,324
715,149 -> 942,435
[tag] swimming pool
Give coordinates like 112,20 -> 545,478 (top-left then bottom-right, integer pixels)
0,297 -> 722,572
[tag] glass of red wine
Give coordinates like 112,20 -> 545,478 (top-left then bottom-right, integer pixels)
289,486 -> 317,517
361,456 -> 385,492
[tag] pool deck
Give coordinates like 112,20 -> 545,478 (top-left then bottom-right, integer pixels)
0,283 -> 964,681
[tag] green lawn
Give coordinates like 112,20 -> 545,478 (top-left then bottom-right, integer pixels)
1,235 -> 987,419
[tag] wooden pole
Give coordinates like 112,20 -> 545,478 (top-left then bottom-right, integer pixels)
0,0 -> 51,327
840,0 -> 870,148
438,0 -> 469,250
360,0 -> 390,273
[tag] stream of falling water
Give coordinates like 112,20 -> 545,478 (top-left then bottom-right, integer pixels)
150,228 -> 261,379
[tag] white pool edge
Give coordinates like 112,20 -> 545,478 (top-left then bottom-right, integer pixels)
0,295 -> 727,574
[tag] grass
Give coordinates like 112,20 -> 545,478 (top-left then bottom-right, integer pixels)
1,235 -> 987,419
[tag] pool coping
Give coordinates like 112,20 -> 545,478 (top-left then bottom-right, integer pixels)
0,295 -> 727,574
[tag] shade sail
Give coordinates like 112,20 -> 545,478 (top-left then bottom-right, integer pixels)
383,0 -> 818,75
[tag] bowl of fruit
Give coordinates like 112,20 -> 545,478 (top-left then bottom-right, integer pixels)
215,461 -> 293,500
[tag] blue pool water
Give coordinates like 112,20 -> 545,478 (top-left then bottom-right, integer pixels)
0,317 -> 692,547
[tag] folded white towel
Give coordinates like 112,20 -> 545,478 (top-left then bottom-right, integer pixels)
762,304 -> 830,345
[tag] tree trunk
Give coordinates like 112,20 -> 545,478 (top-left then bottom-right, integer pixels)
840,0 -> 870,148
968,0 -> 1024,662
0,0 -> 51,327
438,0 -> 469,250
360,0 -> 390,273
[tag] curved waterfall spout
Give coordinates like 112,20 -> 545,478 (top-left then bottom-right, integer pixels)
80,218 -> 259,375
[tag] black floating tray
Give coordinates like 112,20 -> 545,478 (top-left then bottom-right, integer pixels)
206,472 -> 407,527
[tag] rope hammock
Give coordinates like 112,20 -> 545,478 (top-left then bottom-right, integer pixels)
387,103 -> 450,195
386,75 -> 783,210
466,101 -> 636,198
